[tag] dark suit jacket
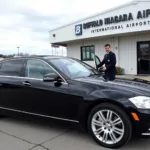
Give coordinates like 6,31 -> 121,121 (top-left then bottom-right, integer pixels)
98,51 -> 116,79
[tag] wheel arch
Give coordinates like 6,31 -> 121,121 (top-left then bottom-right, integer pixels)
79,98 -> 134,129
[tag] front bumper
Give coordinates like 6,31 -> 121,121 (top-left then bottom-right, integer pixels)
142,128 -> 150,136
132,109 -> 150,137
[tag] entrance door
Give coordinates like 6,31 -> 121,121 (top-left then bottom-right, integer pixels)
137,41 -> 150,75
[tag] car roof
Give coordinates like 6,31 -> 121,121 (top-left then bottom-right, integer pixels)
0,55 -> 69,62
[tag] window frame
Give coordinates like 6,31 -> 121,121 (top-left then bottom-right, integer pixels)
24,58 -> 67,83
81,45 -> 95,61
0,58 -> 25,77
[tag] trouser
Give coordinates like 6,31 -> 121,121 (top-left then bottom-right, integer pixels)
103,72 -> 116,81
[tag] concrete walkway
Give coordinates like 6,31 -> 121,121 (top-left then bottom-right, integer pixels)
135,76 -> 150,81
117,75 -> 150,81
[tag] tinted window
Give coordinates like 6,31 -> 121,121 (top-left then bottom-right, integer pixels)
25,59 -> 55,79
0,59 -> 24,76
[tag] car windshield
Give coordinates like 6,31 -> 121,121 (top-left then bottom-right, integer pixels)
46,58 -> 99,79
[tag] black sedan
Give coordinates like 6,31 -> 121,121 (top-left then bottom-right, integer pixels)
0,56 -> 150,149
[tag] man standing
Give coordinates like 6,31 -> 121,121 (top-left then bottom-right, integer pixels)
98,44 -> 116,81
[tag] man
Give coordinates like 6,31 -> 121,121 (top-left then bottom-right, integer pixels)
98,44 -> 116,81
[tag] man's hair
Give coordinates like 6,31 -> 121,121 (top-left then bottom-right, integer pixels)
105,44 -> 111,47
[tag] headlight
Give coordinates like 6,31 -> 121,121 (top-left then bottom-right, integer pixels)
129,96 -> 150,109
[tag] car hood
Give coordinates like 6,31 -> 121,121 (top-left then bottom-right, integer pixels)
73,75 -> 150,96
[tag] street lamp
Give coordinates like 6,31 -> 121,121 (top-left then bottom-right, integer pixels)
17,47 -> 20,56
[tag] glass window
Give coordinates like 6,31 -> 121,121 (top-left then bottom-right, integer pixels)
81,46 -> 95,61
140,44 -> 150,57
0,59 -> 24,76
86,47 -> 90,59
25,59 -> 55,79
49,58 -> 99,79
82,47 -> 86,60
90,46 -> 95,60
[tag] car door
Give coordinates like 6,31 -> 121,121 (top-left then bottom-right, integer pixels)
20,58 -> 70,119
0,59 -> 25,112
94,55 -> 101,70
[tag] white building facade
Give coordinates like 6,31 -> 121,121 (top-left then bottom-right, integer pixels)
49,0 -> 150,75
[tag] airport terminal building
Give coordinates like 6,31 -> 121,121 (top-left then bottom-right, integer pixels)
49,0 -> 150,75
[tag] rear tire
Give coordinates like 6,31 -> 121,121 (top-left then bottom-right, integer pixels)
88,103 -> 132,149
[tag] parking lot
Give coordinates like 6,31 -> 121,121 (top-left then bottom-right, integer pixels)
0,117 -> 149,150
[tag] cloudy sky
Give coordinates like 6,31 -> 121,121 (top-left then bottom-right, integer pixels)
0,0 -> 131,56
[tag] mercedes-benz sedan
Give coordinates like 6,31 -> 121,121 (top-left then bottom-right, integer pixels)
0,56 -> 150,148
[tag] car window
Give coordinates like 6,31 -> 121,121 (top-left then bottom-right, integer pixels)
0,59 -> 24,76
25,59 -> 55,79
74,59 -> 99,74
49,58 -> 98,79
67,62 -> 89,76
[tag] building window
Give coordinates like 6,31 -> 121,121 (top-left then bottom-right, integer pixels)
81,46 -> 95,61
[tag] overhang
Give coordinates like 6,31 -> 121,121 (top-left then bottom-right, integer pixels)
49,0 -> 150,45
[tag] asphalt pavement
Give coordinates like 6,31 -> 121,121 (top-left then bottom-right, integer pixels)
0,117 -> 150,150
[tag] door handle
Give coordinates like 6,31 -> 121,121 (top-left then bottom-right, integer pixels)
22,81 -> 31,86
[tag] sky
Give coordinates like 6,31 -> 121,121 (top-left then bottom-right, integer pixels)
0,0 -> 131,56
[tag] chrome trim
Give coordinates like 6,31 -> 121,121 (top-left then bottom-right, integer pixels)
22,111 -> 79,123
0,75 -> 43,81
142,128 -> 150,136
0,106 -> 79,123
0,107 -> 22,113
0,75 -> 68,85
142,133 -> 150,136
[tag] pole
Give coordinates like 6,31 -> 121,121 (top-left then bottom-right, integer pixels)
17,47 -> 20,56
62,47 -> 63,56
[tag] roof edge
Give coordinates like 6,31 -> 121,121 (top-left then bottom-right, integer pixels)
49,0 -> 139,32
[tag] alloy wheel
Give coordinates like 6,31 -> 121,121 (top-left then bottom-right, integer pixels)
91,109 -> 124,145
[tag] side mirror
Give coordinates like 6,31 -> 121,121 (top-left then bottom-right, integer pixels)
43,73 -> 61,82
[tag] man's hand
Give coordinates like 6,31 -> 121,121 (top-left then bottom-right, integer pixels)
102,66 -> 107,71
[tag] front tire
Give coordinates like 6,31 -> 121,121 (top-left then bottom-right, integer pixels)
88,103 -> 132,149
